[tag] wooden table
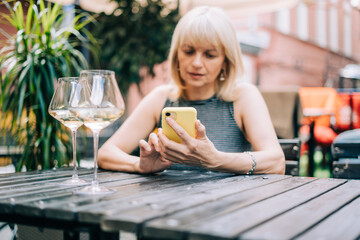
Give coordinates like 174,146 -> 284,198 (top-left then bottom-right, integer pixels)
0,168 -> 359,240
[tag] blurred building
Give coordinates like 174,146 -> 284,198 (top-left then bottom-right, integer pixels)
129,0 -> 360,112
181,0 -> 360,89
1,0 -> 359,112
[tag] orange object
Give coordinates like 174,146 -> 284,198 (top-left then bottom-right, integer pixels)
335,93 -> 352,131
333,91 -> 360,131
352,93 -> 360,129
299,87 -> 343,128
298,87 -> 344,176
299,87 -> 342,149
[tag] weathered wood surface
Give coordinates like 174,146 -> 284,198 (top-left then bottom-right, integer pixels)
0,168 -> 359,240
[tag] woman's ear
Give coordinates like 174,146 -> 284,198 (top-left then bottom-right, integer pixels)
222,58 -> 228,70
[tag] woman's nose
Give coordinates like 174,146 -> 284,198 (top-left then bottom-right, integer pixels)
192,53 -> 203,67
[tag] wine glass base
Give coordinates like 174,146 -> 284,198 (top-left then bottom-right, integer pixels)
58,178 -> 88,186
74,185 -> 116,195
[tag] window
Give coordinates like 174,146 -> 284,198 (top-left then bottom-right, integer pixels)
296,1 -> 309,41
316,0 -> 327,48
343,1 -> 352,56
276,9 -> 290,34
329,1 -> 339,51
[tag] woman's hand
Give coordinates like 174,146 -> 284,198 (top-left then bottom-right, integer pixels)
158,117 -> 220,169
138,132 -> 173,174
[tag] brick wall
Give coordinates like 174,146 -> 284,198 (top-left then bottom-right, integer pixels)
257,31 -> 355,88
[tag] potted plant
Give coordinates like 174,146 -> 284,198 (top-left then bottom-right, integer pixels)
0,0 -> 97,171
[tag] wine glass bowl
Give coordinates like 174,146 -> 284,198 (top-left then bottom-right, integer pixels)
70,70 -> 125,195
48,77 -> 87,185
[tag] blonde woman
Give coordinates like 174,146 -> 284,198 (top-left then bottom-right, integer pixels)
98,6 -> 285,175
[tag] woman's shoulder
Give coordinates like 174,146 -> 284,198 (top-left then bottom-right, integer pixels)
135,84 -> 172,120
139,84 -> 179,114
143,84 -> 172,103
233,82 -> 260,100
149,84 -> 172,95
236,82 -> 258,91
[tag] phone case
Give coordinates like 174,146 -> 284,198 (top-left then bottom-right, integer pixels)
161,107 -> 197,143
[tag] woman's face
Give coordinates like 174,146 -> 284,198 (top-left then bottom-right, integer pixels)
177,41 -> 225,89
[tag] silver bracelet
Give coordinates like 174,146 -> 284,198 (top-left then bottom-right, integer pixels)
244,151 -> 256,175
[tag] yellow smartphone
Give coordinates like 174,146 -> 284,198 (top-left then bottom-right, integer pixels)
161,107 -> 197,143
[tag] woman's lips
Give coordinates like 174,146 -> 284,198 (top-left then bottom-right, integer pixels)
189,72 -> 204,79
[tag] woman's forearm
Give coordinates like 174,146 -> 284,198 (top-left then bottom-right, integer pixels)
208,150 -> 285,175
98,144 -> 140,173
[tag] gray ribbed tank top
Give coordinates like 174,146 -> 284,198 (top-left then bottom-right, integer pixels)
159,95 -> 252,171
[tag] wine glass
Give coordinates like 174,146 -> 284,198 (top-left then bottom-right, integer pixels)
48,77 -> 87,185
70,70 -> 125,195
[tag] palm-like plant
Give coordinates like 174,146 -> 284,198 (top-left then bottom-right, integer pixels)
0,0 -> 97,171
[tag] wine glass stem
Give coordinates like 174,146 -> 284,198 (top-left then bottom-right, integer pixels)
71,129 -> 79,180
92,130 -> 100,186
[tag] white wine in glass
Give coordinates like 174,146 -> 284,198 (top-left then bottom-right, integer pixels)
71,70 -> 125,195
48,77 -> 87,185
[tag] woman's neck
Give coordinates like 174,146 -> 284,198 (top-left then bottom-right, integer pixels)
185,86 -> 216,101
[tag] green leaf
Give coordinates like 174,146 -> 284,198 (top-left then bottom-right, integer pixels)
49,3 -> 61,26
16,83 -> 26,123
13,1 -> 24,30
43,125 -> 52,169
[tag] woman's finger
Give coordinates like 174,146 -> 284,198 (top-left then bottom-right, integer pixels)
195,120 -> 207,139
139,139 -> 151,152
148,132 -> 160,152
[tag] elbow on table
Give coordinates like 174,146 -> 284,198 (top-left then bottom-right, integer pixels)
264,151 -> 285,175
274,151 -> 286,175
97,145 -> 109,170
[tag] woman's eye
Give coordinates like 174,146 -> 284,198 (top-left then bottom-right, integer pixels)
184,49 -> 194,55
205,52 -> 216,58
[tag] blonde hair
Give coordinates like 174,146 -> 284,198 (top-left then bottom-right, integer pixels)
168,6 -> 244,101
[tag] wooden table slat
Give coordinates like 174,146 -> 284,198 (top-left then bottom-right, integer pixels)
0,168 -> 95,186
0,167 -> 75,179
0,171 -> 140,201
44,173 -> 228,222
186,178 -> 346,240
0,171 -> 150,200
0,171 -> 155,216
100,175 -> 291,233
239,180 -> 360,240
295,193 -> 360,240
142,176 -> 316,239
77,174 -> 255,223
11,175 -> 165,217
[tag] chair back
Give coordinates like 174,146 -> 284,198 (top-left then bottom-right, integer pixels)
279,138 -> 301,176
331,129 -> 360,179
260,87 -> 303,139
